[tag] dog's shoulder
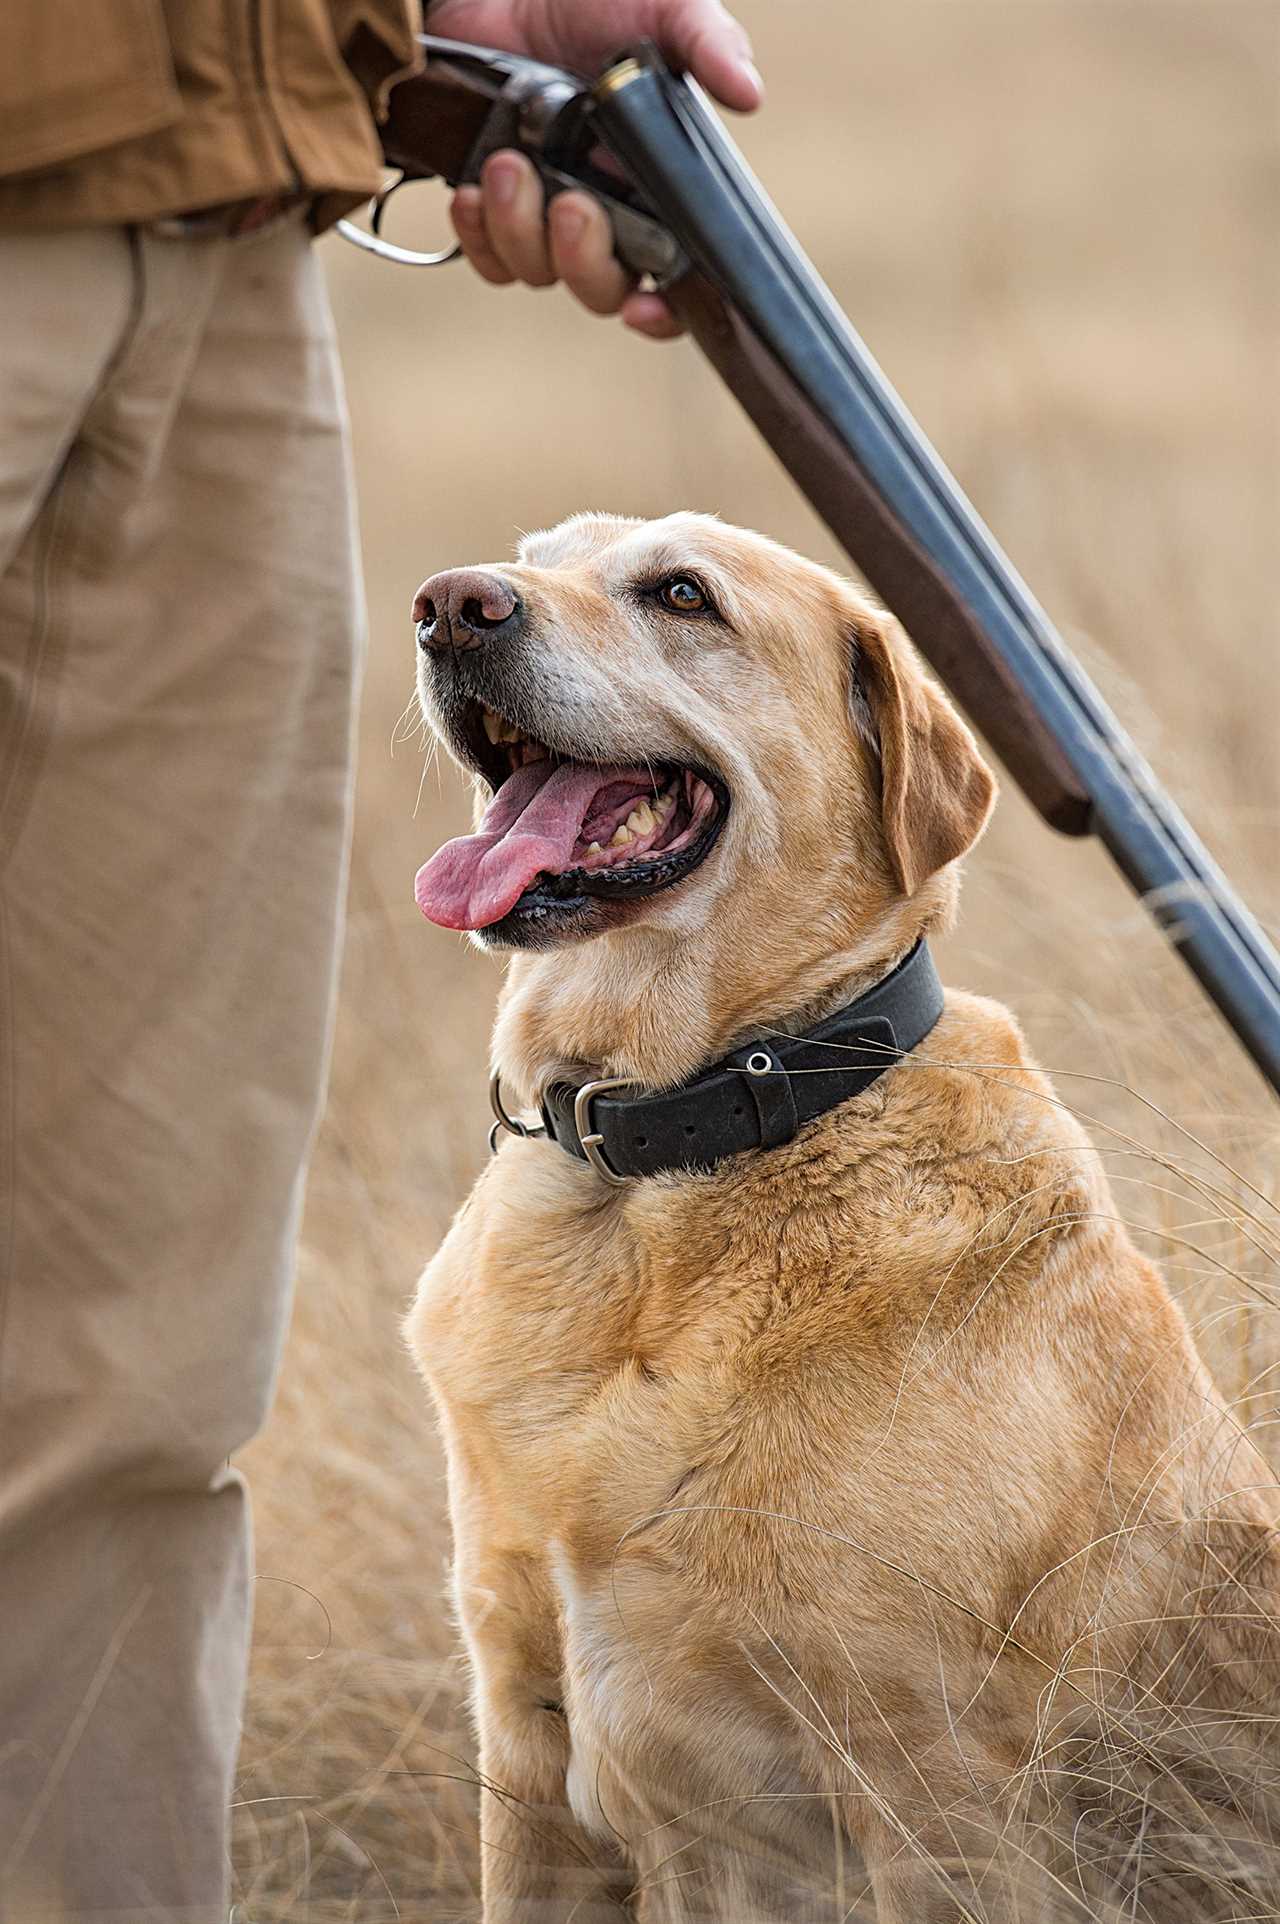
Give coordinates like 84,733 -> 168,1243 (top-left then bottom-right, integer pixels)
915,986 -> 1070,1142
728,983 -> 1106,1299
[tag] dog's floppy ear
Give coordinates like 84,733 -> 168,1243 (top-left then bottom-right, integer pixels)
849,610 -> 997,896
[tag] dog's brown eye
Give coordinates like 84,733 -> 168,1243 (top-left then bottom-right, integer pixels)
659,576 -> 707,613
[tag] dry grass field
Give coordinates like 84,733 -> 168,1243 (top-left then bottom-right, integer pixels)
230,3 -> 1279,1916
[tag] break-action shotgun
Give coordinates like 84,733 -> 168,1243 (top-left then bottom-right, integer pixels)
338,34 -> 1280,1096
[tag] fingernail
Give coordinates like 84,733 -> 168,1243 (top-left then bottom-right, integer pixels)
486,157 -> 520,208
741,59 -> 764,100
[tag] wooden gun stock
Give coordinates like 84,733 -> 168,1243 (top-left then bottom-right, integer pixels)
378,46 -> 506,183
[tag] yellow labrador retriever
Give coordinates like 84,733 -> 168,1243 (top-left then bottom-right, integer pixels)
406,513 -> 1280,1923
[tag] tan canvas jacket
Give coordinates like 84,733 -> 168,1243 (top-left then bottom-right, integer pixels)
0,0 -> 422,231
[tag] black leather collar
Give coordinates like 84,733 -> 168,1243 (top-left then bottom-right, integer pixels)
537,940 -> 944,1184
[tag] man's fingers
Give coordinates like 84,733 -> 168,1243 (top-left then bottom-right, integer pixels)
548,193 -> 631,316
456,170 -> 642,324
621,289 -> 685,340
478,151 -> 555,287
450,187 -> 516,285
660,0 -> 763,112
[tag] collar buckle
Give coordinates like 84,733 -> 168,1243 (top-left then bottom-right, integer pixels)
572,1076 -> 640,1185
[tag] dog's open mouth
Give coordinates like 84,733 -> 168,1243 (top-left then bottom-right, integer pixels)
414,701 -> 729,937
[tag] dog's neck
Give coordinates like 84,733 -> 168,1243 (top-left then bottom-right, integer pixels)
491,890 -> 944,1105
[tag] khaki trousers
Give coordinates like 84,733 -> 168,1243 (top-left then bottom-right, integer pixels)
0,220 -> 363,1921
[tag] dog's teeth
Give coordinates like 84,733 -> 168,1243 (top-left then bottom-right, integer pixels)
610,823 -> 634,847
626,802 -> 655,838
587,840 -> 603,855
655,787 -> 675,816
481,708 -> 524,744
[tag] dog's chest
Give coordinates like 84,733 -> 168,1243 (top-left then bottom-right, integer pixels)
412,1153 -> 745,1552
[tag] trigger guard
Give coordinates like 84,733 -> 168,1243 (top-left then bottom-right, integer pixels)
336,176 -> 463,268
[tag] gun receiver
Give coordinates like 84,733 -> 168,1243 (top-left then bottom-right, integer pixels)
351,37 -> 684,281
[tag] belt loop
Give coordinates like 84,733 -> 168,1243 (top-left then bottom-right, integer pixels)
734,1046 -> 798,1151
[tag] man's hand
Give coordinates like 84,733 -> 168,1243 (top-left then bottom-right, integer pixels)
426,1 -> 762,338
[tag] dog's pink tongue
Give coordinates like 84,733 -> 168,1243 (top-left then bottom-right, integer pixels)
415,761 -> 631,931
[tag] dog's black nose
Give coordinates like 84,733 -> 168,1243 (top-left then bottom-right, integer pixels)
413,568 -> 522,651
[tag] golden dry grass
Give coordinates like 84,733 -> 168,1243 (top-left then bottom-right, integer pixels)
229,3 -> 1280,1916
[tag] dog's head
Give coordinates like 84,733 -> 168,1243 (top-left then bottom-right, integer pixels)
413,513 -> 995,1090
